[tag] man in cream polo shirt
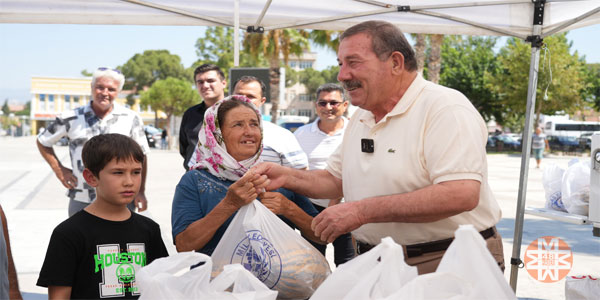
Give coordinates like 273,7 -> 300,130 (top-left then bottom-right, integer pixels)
253,20 -> 503,274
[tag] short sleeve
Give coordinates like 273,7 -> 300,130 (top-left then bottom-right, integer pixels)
37,116 -> 70,147
36,228 -> 79,287
424,104 -> 486,184
148,223 -> 169,263
171,172 -> 203,242
130,114 -> 150,154
279,134 -> 309,169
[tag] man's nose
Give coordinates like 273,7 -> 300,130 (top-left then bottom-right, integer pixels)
337,66 -> 350,82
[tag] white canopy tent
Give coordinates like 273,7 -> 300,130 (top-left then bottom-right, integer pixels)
3,0 -> 600,292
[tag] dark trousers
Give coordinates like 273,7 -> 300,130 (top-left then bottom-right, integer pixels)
312,204 -> 356,266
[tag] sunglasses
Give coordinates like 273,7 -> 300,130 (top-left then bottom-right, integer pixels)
97,67 -> 122,74
317,100 -> 344,107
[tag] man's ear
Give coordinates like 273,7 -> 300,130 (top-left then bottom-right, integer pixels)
390,51 -> 405,75
83,168 -> 98,188
260,97 -> 267,106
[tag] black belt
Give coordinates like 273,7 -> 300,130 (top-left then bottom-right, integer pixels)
356,226 -> 496,258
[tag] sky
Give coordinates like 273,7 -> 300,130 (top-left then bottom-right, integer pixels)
1,23 -> 599,104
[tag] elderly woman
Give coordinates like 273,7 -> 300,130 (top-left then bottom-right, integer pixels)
172,96 -> 323,255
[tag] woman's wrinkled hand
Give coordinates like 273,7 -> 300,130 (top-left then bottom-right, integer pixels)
259,192 -> 290,216
224,171 -> 259,209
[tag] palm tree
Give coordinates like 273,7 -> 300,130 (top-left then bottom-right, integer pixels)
412,34 -> 427,74
428,34 -> 444,84
244,29 -> 310,123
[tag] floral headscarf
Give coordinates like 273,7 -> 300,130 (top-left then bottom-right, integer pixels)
189,95 -> 263,181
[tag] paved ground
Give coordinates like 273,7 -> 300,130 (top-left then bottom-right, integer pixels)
1,135 -> 598,299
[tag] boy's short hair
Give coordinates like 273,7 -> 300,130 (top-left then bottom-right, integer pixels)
82,134 -> 144,177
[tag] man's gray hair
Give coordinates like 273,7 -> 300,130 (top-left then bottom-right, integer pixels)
340,20 -> 417,71
91,67 -> 125,91
316,83 -> 346,101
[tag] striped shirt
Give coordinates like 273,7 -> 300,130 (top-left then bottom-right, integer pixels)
261,121 -> 308,169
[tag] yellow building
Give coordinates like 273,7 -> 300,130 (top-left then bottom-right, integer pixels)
30,76 -> 165,134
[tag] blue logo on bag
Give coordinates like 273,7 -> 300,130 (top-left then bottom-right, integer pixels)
231,230 -> 282,288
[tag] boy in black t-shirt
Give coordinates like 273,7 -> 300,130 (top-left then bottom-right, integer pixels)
37,134 -> 169,299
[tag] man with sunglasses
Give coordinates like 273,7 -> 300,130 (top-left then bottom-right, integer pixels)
37,67 -> 150,216
294,83 -> 354,265
253,20 -> 503,275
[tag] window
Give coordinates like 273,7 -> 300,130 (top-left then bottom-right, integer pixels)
64,95 -> 71,110
299,61 -> 313,69
39,94 -> 46,110
298,109 -> 312,117
299,94 -> 311,101
48,94 -> 55,111
289,61 -> 297,68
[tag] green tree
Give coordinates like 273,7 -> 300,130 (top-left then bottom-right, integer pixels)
140,77 -> 199,148
244,29 -> 310,123
492,34 -> 587,129
15,101 -> 30,116
193,26 -> 267,93
440,36 -> 502,123
81,69 -> 93,76
295,65 -> 341,97
121,50 -> 189,94
584,63 -> 600,110
1,99 -> 9,115
309,30 -> 341,53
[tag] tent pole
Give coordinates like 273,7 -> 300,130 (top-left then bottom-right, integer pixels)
234,0 -> 240,67
509,24 -> 543,292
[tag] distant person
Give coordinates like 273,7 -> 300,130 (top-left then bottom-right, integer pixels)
1,204 -> 23,300
294,83 -> 355,266
37,67 -> 150,216
37,134 -> 169,299
179,64 -> 226,170
161,128 -> 168,150
532,127 -> 549,168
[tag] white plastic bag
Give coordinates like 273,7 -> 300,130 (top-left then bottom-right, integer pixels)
383,272 -> 472,300
310,237 -> 418,300
137,251 -> 213,299
138,252 -> 277,300
435,225 -> 516,300
542,163 -> 567,212
210,264 -> 277,300
211,200 -> 330,300
565,275 -> 600,300
562,159 -> 591,215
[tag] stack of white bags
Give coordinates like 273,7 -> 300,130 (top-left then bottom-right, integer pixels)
311,225 -> 516,300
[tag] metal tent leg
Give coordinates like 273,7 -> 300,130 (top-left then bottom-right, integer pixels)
509,25 -> 542,292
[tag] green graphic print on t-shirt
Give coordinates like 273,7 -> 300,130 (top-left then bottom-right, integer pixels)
93,243 -> 147,298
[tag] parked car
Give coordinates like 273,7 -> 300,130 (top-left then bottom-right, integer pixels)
143,125 -> 162,148
547,135 -> 581,152
489,134 -> 521,151
504,133 -> 522,143
579,132 -> 594,150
